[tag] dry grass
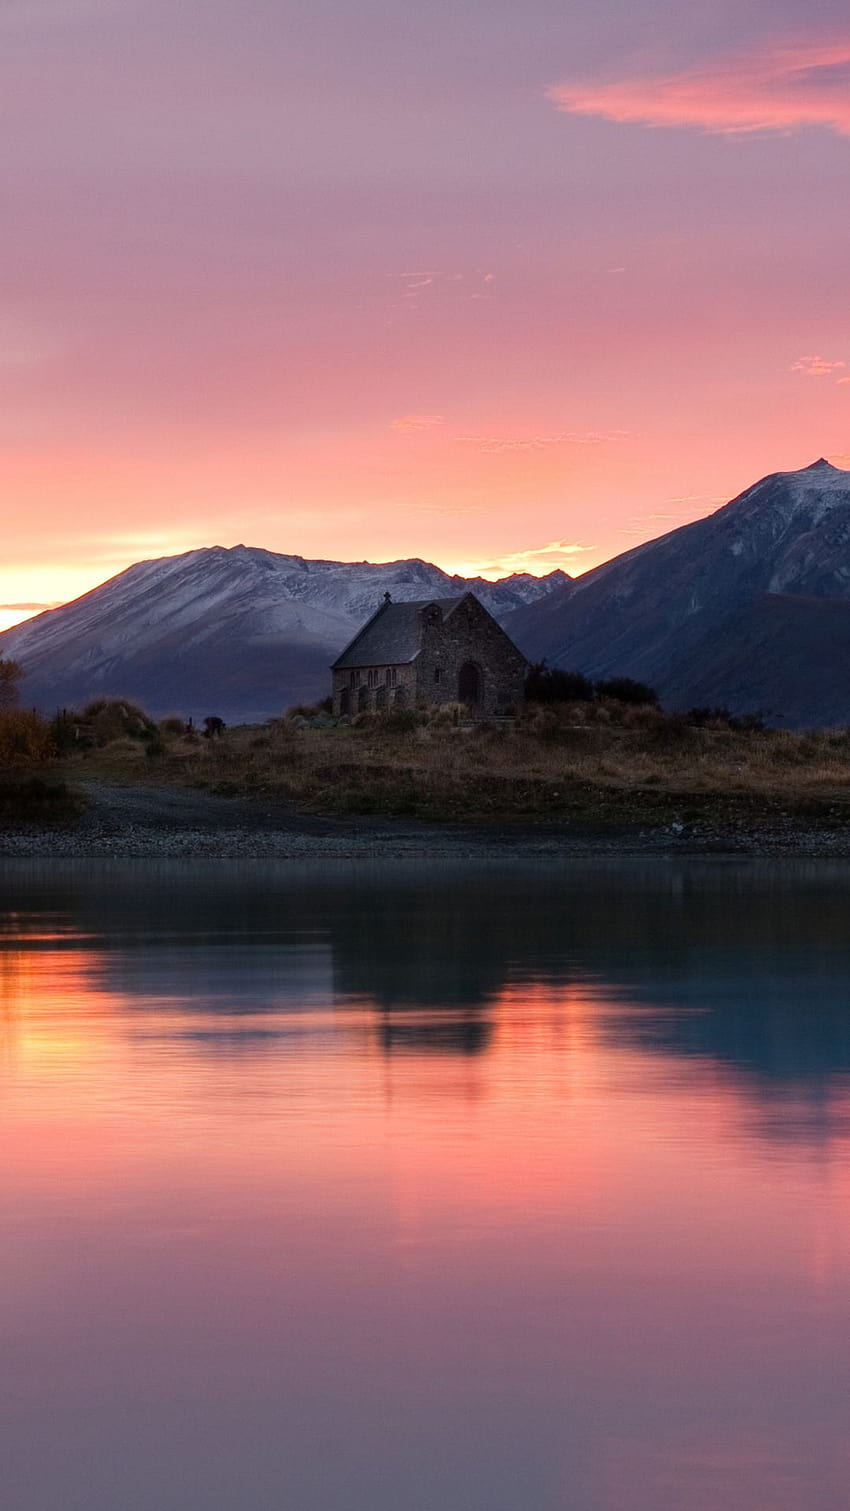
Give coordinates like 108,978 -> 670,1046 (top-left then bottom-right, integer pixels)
48,700 -> 850,829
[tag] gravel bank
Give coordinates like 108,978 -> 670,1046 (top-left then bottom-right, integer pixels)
2,780 -> 850,860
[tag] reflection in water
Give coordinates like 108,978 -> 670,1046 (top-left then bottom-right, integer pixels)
1,860 -> 850,1511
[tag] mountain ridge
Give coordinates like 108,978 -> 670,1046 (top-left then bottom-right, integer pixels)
6,458 -> 850,726
506,458 -> 850,726
0,545 -> 570,722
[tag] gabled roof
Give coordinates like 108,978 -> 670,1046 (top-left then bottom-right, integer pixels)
332,596 -> 465,670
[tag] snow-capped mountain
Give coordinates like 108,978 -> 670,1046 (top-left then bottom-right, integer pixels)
507,458 -> 850,726
0,547 -> 569,722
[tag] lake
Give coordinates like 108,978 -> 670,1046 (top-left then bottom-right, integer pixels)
2,858 -> 850,1511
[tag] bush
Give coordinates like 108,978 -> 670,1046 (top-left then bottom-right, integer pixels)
286,696 -> 333,719
82,698 -> 159,746
0,777 -> 79,822
731,711 -> 766,735
594,677 -> 659,707
685,706 -> 766,733
525,662 -> 594,704
429,701 -> 466,727
0,709 -> 54,766
377,707 -> 422,734
684,706 -> 735,729
0,658 -> 22,711
48,699 -> 161,752
286,703 -> 323,719
621,702 -> 664,730
49,710 -> 90,753
647,712 -> 704,751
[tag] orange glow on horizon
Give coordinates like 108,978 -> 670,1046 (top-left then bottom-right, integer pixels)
3,450 -> 849,616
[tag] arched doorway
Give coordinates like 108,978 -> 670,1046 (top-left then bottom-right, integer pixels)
458,661 -> 482,707
339,687 -> 350,716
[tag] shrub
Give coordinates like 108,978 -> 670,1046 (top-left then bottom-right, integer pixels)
621,702 -> 665,730
647,712 -> 704,751
377,706 -> 422,734
82,698 -> 159,746
731,711 -> 766,735
685,707 -> 766,733
286,696 -> 333,719
49,710 -> 82,753
286,703 -> 323,719
0,709 -> 54,766
594,677 -> 659,707
0,777 -> 79,821
0,658 -> 22,711
429,701 -> 466,727
525,662 -> 594,704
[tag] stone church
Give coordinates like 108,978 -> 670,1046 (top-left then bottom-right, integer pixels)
331,592 -> 528,717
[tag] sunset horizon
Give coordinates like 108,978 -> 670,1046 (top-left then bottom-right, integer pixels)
4,0 -> 849,635
4,446 -> 849,634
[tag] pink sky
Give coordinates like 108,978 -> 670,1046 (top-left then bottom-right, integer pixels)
2,0 -> 849,629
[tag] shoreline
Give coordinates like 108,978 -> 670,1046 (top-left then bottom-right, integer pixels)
2,780 -> 850,861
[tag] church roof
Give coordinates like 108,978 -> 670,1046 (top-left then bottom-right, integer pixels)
332,596 -> 465,670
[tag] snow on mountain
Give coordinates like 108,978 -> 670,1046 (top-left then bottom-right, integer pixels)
0,546 -> 569,722
507,459 -> 850,726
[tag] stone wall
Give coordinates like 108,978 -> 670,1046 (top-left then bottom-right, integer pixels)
332,662 -> 416,716
414,596 -> 527,715
331,595 -> 527,717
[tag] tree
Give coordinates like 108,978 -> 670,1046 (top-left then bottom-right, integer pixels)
0,658 -> 22,711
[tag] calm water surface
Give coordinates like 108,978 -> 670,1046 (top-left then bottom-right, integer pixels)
2,859 -> 850,1511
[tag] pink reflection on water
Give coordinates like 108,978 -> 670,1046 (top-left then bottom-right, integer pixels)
1,934 -> 850,1510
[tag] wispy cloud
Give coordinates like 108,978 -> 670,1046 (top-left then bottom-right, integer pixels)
455,429 -> 628,453
388,271 -> 463,309
618,493 -> 728,536
665,493 -> 729,507
791,355 -> 846,378
549,40 -> 850,137
390,413 -> 445,433
388,270 -> 496,308
0,601 -> 57,612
